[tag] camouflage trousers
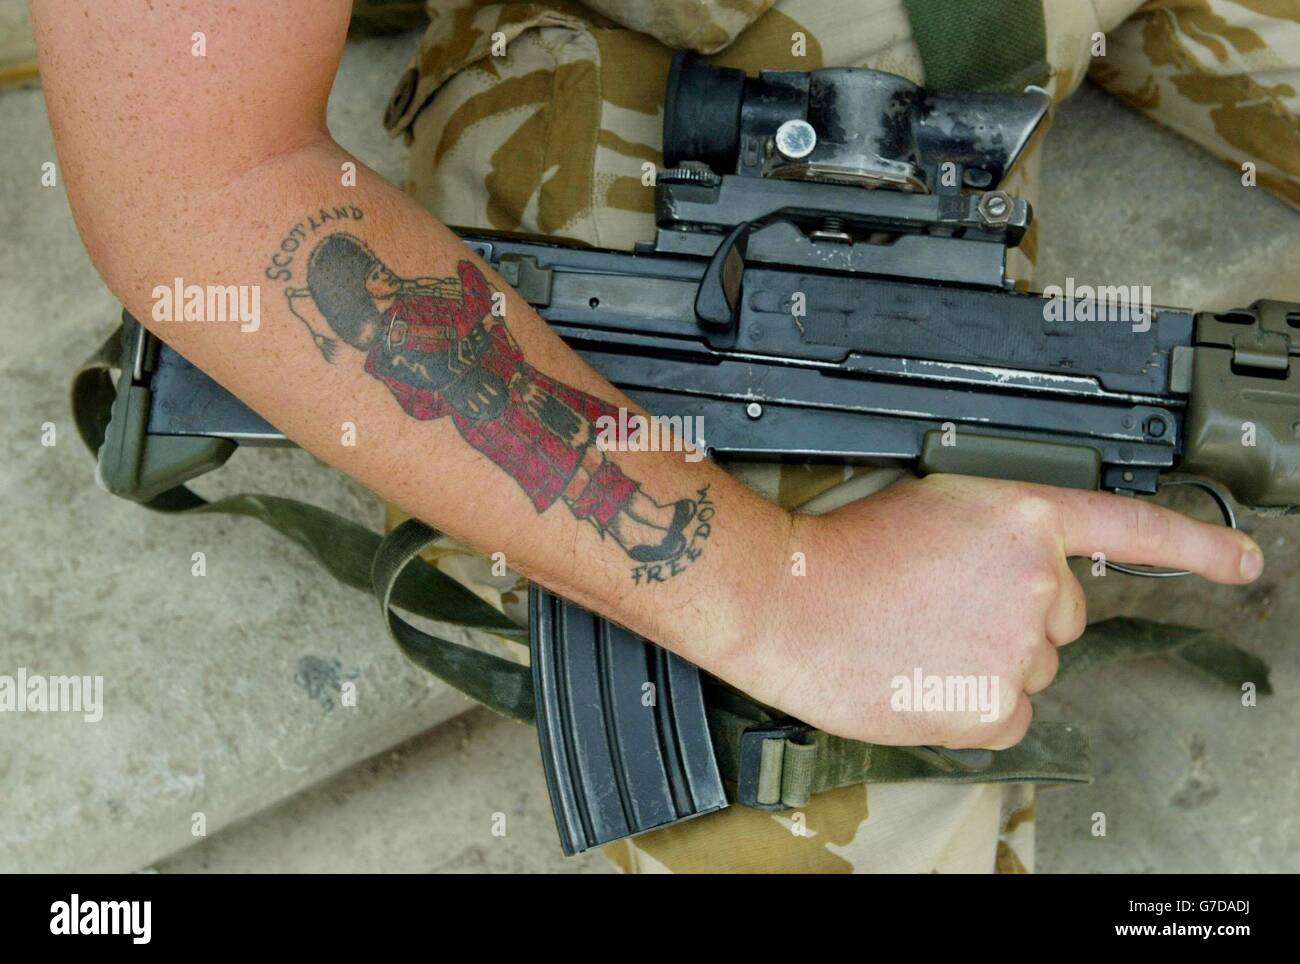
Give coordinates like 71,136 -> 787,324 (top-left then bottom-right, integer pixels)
383,0 -> 1300,872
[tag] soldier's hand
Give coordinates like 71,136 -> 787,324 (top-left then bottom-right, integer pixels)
719,474 -> 1263,750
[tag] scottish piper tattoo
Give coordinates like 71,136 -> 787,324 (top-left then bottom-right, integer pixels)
282,228 -> 702,568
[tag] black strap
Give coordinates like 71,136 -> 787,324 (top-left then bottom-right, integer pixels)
372,519 -> 535,722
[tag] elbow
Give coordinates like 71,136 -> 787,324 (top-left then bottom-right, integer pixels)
58,158 -> 177,301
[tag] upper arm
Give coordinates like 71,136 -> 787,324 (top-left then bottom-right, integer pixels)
32,0 -> 352,268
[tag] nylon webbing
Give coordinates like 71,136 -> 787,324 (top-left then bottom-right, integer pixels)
371,518 -> 535,722
1057,616 -> 1272,693
901,0 -> 1051,94
712,709 -> 1093,810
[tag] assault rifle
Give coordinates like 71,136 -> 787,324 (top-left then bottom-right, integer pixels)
93,53 -> 1300,854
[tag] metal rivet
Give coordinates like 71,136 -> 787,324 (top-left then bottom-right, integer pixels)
774,120 -> 817,160
746,402 -> 763,419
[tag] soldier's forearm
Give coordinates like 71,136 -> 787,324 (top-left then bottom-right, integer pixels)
68,137 -> 791,671
33,0 -> 788,672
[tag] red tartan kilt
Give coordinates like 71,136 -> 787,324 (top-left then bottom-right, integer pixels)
454,366 -> 627,513
365,263 -> 637,519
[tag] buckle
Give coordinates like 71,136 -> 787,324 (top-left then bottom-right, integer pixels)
736,721 -> 811,811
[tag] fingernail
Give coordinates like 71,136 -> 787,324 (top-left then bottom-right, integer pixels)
1240,545 -> 1264,580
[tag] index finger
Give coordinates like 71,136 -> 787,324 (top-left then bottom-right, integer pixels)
1047,487 -> 1263,585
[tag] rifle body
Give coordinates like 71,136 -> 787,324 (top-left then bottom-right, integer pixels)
134,210 -> 1292,505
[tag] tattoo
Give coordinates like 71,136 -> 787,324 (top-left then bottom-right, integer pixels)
274,212 -> 707,576
264,206 -> 366,284
631,485 -> 714,585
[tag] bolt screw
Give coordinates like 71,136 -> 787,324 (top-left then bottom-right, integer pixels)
774,119 -> 817,160
977,191 -> 1013,227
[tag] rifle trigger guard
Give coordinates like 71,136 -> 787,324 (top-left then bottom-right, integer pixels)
1104,478 -> 1238,578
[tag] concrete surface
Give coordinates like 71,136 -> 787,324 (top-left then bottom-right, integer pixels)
2,27 -> 1297,873
157,707 -> 610,873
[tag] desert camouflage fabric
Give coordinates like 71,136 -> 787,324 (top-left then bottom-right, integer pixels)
382,0 -> 1300,872
1090,0 -> 1300,211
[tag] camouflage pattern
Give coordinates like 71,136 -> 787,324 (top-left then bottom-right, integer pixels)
1090,0 -> 1300,211
576,0 -> 775,53
384,0 -> 1299,871
0,0 -> 39,90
